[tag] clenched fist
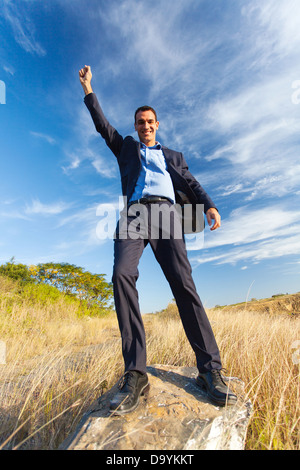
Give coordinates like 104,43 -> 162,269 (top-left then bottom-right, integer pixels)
79,65 -> 93,95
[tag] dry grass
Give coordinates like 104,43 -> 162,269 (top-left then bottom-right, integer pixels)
206,307 -> 300,450
0,277 -> 299,450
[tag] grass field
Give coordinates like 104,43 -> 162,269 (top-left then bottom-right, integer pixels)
0,275 -> 299,450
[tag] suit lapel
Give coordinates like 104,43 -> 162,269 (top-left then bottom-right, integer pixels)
162,146 -> 180,180
161,146 -> 173,167
135,140 -> 142,162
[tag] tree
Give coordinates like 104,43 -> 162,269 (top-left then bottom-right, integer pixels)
29,262 -> 113,309
0,257 -> 33,284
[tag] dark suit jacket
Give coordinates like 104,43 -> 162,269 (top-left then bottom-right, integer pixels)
84,93 -> 217,214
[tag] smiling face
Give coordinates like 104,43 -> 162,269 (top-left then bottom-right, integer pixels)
134,110 -> 159,147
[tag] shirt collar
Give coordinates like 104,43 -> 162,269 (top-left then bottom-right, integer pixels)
140,141 -> 162,150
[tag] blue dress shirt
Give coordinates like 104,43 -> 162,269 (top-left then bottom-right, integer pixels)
129,142 -> 176,203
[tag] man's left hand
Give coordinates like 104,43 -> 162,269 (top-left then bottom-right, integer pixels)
206,208 -> 221,231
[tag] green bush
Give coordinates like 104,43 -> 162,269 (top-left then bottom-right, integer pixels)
21,282 -> 66,305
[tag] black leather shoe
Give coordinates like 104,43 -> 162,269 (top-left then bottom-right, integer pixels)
196,369 -> 237,406
109,371 -> 150,415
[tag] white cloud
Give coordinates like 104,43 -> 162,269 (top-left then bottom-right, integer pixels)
190,204 -> 300,267
30,131 -> 56,145
25,199 -> 72,216
91,155 -> 118,179
3,64 -> 15,76
62,152 -> 81,173
94,0 -> 222,105
196,205 -> 300,250
220,184 -> 244,197
243,0 -> 300,62
193,234 -> 300,268
62,145 -> 118,179
2,0 -> 46,57
0,210 -> 31,221
56,200 -> 121,250
197,1 -> 300,202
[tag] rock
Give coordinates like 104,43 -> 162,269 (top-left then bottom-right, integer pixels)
60,365 -> 252,451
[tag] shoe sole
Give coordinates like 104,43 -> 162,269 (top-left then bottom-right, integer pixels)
109,382 -> 150,416
196,377 -> 237,407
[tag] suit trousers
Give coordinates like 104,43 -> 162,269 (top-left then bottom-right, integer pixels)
112,201 -> 222,375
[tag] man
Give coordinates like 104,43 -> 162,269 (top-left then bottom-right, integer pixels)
79,65 -> 237,413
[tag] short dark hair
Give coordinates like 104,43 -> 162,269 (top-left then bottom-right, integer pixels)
134,105 -> 158,123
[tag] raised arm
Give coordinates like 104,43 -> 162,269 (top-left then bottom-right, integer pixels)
79,65 -> 123,158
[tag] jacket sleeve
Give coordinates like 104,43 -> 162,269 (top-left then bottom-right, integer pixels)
84,93 -> 123,158
180,153 -> 218,214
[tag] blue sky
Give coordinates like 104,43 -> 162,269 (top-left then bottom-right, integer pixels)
1,0 -> 300,312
